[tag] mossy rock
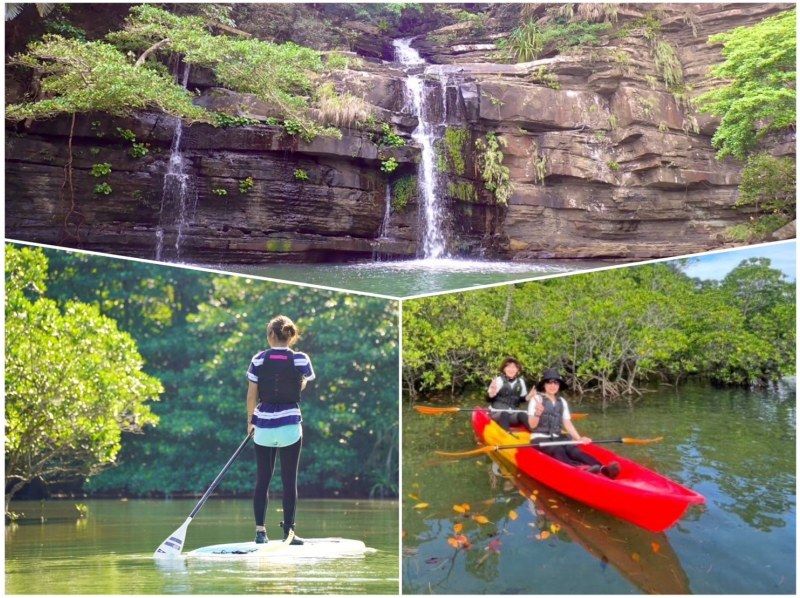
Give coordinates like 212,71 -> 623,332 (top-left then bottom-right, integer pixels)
392,175 -> 417,212
264,239 -> 293,252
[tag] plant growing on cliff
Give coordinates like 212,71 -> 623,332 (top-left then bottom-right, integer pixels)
392,175 -> 416,211
93,182 -> 113,195
293,169 -> 310,181
475,133 -> 513,204
314,82 -> 373,129
90,163 -> 112,178
238,177 -> 255,194
5,35 -> 210,122
211,187 -> 228,196
727,153 -> 795,240
129,142 -> 150,159
695,9 -> 796,160
380,157 -> 399,173
380,123 -> 406,148
436,127 -> 469,175
500,19 -> 611,63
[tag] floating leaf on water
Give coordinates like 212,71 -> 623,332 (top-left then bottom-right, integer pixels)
453,504 -> 466,514
539,530 -> 551,540
631,552 -> 641,563
414,502 -> 429,509
482,498 -> 495,505
462,503 -> 471,512
549,523 -> 560,533
472,515 -> 490,524
408,493 -> 420,500
508,510 -> 518,520
448,534 -> 471,549
447,537 -> 460,549
651,542 -> 661,554
487,538 -> 502,552
453,522 -> 463,533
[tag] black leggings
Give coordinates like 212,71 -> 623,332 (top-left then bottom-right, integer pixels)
536,435 -> 601,467
491,410 -> 531,432
253,438 -> 302,527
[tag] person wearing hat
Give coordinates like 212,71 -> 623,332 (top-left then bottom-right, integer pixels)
526,368 -> 620,478
487,357 -> 532,431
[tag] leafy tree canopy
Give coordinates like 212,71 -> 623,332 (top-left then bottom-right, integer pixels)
696,9 -> 796,159
6,35 -> 210,122
5,245 -> 162,510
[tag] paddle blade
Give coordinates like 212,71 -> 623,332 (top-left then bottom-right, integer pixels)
571,413 -> 588,420
620,436 -> 664,445
435,446 -> 495,458
414,405 -> 460,415
154,517 -> 191,558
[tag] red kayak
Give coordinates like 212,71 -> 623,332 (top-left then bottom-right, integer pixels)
472,409 -> 705,532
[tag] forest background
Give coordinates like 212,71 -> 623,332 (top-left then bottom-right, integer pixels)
5,244 -> 398,511
403,255 -> 796,404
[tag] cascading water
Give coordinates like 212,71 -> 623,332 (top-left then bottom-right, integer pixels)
394,38 -> 447,259
155,64 -> 196,261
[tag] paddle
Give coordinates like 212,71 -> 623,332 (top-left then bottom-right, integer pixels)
414,405 -> 588,420
154,430 -> 254,558
435,436 -> 664,458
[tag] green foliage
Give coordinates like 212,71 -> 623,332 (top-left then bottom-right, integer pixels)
213,113 -> 259,128
501,19 -> 612,62
44,18 -> 87,41
652,39 -> 683,91
116,128 -> 137,142
437,127 -> 469,176
474,133 -> 512,204
724,153 -> 795,240
89,147 -> 101,156
325,52 -> 352,70
529,66 -> 560,89
39,248 -> 399,498
293,168 -> 310,181
447,181 -> 478,203
380,157 -> 399,173
607,160 -> 620,172
403,260 -> 795,400
211,187 -> 228,197
5,245 -> 161,507
129,143 -> 149,159
108,5 -> 341,140
6,35 -> 210,123
696,9 -> 796,159
737,153 -> 795,214
238,176 -> 254,194
392,175 -> 416,211
93,182 -> 112,195
90,163 -> 112,177
282,119 -> 304,137
380,123 -> 406,148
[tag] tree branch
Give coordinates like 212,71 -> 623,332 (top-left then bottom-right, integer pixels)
135,38 -> 171,68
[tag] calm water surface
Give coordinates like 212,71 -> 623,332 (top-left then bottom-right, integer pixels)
207,258 -> 606,297
6,498 -> 398,594
403,380 -> 796,594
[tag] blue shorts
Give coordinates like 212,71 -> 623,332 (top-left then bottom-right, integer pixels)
254,423 -> 302,448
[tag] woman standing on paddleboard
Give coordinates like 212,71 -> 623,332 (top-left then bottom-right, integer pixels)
527,368 -> 620,478
246,315 -> 315,545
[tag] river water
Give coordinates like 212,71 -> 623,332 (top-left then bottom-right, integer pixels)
223,258 -> 603,298
402,380 -> 796,594
6,498 -> 398,594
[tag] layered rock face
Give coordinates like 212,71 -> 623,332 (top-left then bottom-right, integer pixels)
5,4 -> 794,263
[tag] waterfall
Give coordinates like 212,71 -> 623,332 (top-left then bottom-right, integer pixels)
155,64 -> 196,261
394,38 -> 447,259
379,183 -> 392,240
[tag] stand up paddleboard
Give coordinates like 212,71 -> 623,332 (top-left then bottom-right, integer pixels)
187,537 -> 370,559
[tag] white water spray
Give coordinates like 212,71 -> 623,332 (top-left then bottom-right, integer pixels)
394,38 -> 447,259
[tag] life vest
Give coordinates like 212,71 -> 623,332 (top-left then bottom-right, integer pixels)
492,375 -> 524,409
532,396 -> 564,437
255,349 -> 304,404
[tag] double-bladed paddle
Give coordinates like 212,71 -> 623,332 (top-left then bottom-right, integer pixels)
414,405 -> 587,420
435,436 -> 664,458
154,430 -> 254,558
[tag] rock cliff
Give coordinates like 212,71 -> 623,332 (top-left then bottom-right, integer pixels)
5,3 -> 795,263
